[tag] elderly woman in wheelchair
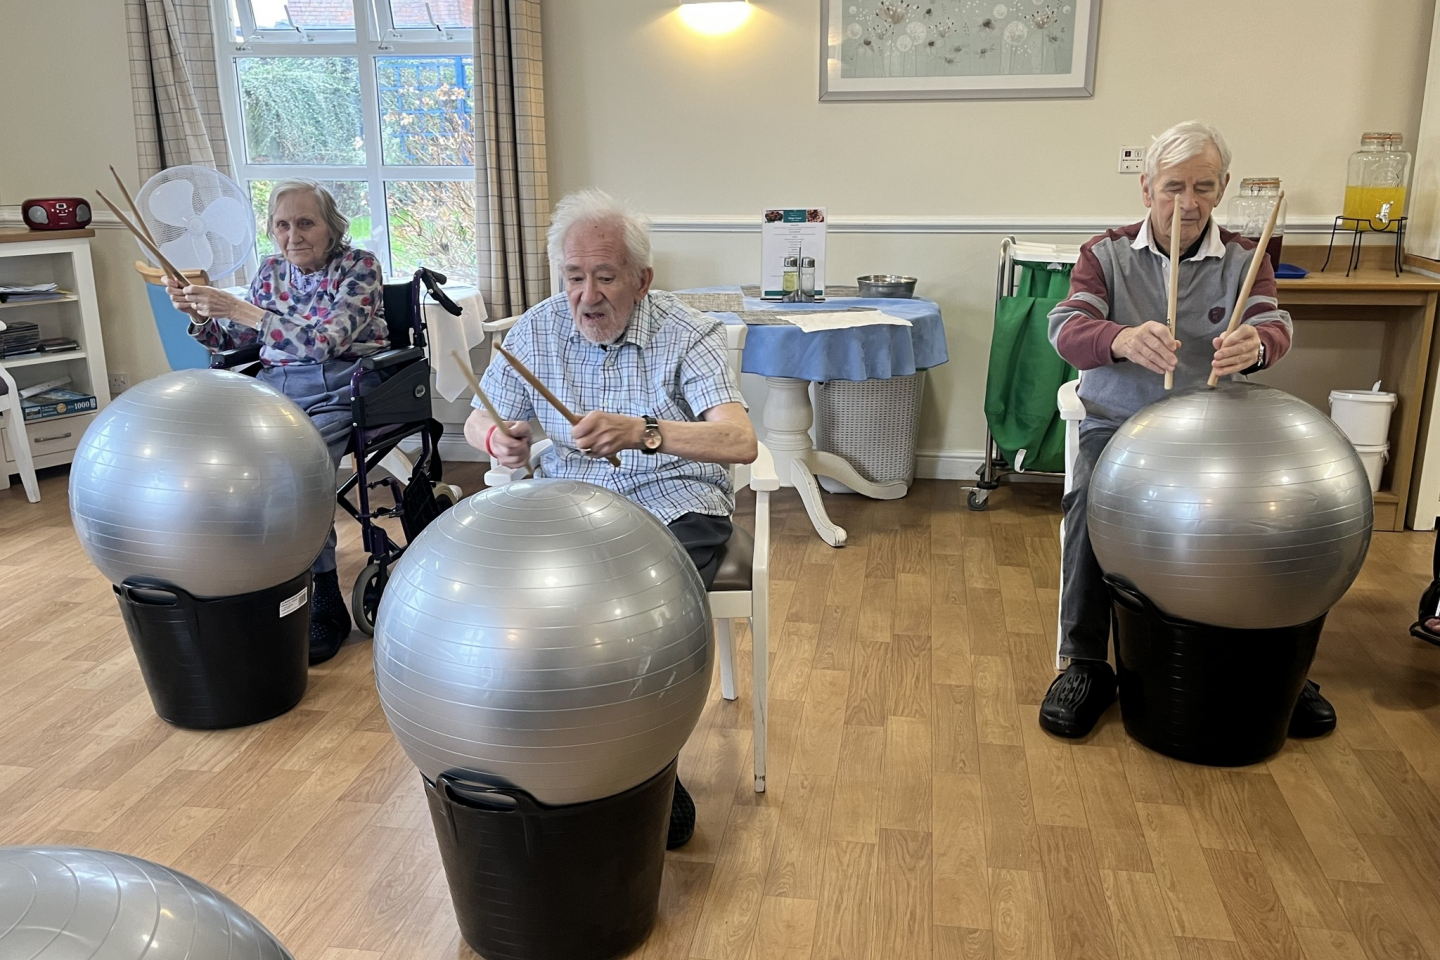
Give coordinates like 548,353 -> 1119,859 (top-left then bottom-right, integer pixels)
166,178 -> 411,665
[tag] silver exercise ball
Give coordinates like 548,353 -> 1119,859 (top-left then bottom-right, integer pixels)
375,479 -> 713,805
1088,382 -> 1373,629
69,369 -> 335,598
0,846 -> 293,959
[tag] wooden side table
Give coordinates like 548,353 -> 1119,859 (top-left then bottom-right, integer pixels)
1267,248 -> 1440,531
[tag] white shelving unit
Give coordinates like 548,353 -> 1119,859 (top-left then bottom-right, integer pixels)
0,229 -> 111,497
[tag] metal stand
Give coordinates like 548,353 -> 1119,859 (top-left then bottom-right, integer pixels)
1321,215 -> 1407,277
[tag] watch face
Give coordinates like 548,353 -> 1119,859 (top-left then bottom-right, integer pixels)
643,430 -> 662,450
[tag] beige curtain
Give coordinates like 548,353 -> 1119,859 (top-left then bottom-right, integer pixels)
126,0 -> 233,179
474,0 -> 551,317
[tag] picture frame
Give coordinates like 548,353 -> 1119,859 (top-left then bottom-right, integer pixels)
820,0 -> 1101,101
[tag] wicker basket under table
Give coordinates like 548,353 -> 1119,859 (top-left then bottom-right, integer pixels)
815,373 -> 925,493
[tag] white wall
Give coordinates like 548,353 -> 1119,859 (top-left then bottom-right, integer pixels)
0,0 -> 171,390
541,0 -> 1438,464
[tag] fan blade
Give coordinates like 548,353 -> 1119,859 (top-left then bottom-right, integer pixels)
148,178 -> 197,228
161,234 -> 213,273
200,196 -> 254,245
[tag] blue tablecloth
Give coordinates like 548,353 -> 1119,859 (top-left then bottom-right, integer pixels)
679,286 -> 948,382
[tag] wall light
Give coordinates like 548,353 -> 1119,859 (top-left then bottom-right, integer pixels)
677,0 -> 751,36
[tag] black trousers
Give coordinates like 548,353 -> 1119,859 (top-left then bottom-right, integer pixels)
667,512 -> 732,590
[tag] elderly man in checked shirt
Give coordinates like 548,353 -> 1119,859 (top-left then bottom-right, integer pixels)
465,188 -> 758,849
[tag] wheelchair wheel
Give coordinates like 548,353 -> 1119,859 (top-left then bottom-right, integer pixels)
434,483 -> 463,511
353,562 -> 386,636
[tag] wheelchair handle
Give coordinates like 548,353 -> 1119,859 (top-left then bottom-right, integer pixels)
417,267 -> 462,317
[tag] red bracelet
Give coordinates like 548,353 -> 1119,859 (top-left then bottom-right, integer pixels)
485,424 -> 500,458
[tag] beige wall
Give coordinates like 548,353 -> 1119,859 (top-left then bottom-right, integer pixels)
0,0 -> 169,389
542,0 -> 1437,465
2,0 -> 1435,463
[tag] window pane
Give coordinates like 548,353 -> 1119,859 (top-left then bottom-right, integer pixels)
377,56 -> 474,166
388,0 -> 472,29
249,180 -> 371,260
386,181 -> 477,285
253,0 -> 353,30
237,57 -> 363,165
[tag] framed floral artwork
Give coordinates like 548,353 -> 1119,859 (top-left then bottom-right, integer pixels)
820,0 -> 1101,101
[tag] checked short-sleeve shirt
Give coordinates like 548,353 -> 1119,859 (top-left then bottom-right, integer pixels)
477,290 -> 745,523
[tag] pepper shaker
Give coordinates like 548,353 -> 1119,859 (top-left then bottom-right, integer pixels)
781,255 -> 800,302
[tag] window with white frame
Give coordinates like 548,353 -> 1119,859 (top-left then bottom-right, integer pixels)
210,0 -> 478,286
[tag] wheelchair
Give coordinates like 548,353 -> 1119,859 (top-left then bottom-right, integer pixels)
210,266 -> 464,635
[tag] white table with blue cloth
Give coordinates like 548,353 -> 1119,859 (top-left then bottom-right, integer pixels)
680,286 -> 948,547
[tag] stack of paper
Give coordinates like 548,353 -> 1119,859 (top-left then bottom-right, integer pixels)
0,283 -> 65,304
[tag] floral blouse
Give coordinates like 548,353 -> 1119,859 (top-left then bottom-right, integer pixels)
189,247 -> 388,366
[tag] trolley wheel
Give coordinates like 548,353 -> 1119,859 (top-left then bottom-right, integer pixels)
352,562 -> 386,637
967,487 -> 990,511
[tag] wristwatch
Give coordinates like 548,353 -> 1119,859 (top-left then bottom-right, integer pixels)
1255,340 -> 1267,370
640,415 -> 662,454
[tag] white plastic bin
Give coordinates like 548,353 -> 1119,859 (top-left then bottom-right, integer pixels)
1330,388 -> 1397,446
1354,441 -> 1389,494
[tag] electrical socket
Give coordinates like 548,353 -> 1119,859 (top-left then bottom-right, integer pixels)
1118,145 -> 1146,174
108,372 -> 128,395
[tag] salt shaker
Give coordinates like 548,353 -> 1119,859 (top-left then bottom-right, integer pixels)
799,257 -> 816,302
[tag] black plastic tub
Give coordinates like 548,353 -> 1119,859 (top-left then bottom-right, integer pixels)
425,759 -> 676,960
1107,575 -> 1324,767
114,571 -> 310,729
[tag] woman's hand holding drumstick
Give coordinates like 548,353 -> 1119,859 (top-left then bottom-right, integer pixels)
494,343 -> 622,467
1208,191 -> 1284,388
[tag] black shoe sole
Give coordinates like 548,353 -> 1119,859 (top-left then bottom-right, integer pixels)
1038,712 -> 1099,739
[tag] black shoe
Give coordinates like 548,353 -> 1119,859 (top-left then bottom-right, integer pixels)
666,778 -> 696,850
309,570 -> 352,666
1039,660 -> 1116,739
1289,679 -> 1336,738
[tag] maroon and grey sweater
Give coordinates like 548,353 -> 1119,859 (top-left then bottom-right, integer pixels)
1047,219 -> 1293,428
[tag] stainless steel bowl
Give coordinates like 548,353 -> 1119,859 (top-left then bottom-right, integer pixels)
857,275 -> 918,298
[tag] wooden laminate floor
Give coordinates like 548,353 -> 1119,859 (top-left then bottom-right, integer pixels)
3,466 -> 1440,960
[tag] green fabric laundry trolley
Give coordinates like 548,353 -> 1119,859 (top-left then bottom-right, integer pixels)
970,238 -> 1081,511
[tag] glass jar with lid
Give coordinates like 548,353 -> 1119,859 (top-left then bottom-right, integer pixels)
1343,132 -> 1411,232
1227,177 -> 1287,271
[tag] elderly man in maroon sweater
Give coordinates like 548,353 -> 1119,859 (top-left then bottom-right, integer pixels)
1040,120 -> 1335,740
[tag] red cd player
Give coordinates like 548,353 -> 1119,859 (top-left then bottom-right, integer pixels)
22,198 -> 93,231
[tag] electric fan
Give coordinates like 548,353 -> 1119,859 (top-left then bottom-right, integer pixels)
134,165 -> 255,279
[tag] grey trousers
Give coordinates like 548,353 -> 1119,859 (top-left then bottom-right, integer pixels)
258,359 -> 382,575
1059,423 -> 1118,663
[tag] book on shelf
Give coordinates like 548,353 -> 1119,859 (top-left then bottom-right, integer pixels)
20,387 -> 96,422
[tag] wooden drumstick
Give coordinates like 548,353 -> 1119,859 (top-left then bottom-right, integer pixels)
95,191 -> 188,287
1164,200 -> 1181,391
1208,190 -> 1284,388
450,350 -> 512,439
494,343 -> 622,467
109,165 -> 161,250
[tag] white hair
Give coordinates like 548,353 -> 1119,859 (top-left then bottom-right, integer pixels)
1145,121 -> 1232,182
547,189 -> 653,278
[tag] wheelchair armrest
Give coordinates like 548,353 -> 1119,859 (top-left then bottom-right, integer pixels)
749,441 -> 780,492
361,347 -> 424,372
210,344 -> 262,370
529,438 -> 553,469
1058,379 -> 1086,421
